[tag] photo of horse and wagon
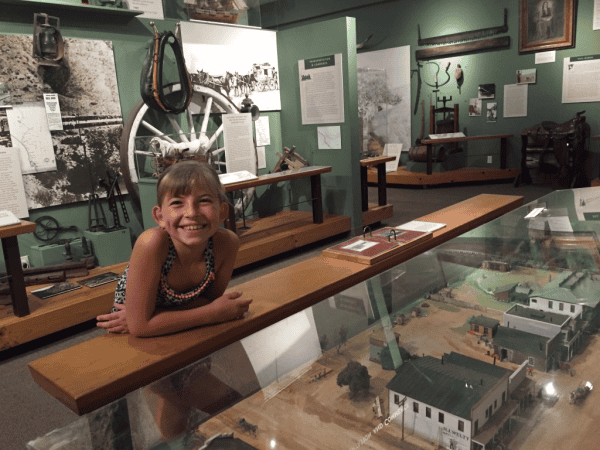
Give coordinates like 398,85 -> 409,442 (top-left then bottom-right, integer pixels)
181,21 -> 281,111
191,62 -> 279,100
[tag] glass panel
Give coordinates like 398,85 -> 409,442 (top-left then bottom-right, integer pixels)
30,189 -> 600,449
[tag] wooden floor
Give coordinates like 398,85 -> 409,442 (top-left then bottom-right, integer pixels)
367,166 -> 520,186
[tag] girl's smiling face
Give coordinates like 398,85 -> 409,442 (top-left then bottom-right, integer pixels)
152,189 -> 228,248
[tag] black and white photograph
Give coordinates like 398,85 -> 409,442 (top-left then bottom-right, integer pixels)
31,281 -> 82,299
469,98 -> 482,117
181,21 -> 281,112
78,272 -> 121,288
357,46 -> 411,157
0,35 -> 124,210
0,82 -> 12,108
517,68 -> 537,84
478,84 -> 495,99
487,102 -> 498,122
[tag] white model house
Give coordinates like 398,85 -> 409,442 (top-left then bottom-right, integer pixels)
386,352 -> 533,450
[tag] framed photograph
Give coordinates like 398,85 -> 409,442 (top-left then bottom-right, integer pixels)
519,0 -> 576,54
487,103 -> 498,123
469,98 -> 482,117
517,68 -> 537,84
478,84 -> 495,99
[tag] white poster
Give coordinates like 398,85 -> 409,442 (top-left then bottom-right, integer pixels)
317,126 -> 341,149
255,116 -> 271,147
0,147 -> 28,218
223,114 -> 257,175
594,0 -> 600,30
298,54 -> 345,125
357,46 -> 411,157
181,21 -> 281,111
124,0 -> 164,19
562,55 -> 600,103
384,143 -> 403,173
503,84 -> 528,118
6,103 -> 56,173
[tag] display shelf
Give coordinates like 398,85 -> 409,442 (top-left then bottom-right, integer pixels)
28,193 -> 524,415
0,0 -> 143,17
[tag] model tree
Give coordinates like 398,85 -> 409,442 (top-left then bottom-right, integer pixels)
337,361 -> 371,399
337,325 -> 349,354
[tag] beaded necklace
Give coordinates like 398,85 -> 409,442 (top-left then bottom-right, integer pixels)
159,238 -> 215,301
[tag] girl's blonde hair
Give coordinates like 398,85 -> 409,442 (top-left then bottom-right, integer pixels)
156,161 -> 228,206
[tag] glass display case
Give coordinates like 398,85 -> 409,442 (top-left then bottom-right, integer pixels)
29,188 -> 600,450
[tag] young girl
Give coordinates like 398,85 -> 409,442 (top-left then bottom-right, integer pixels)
96,161 -> 253,441
97,160 -> 252,337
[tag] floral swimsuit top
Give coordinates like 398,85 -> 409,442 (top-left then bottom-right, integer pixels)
113,237 -> 215,311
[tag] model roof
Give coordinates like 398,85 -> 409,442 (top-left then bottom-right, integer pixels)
494,283 -> 517,295
506,304 -> 570,326
531,271 -> 599,307
386,352 -> 510,420
468,315 -> 499,328
493,326 -> 549,357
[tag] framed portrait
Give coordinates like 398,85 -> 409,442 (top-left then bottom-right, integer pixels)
519,0 -> 576,54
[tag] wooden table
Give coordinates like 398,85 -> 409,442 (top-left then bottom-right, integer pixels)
0,221 -> 36,317
360,156 -> 395,227
359,156 -> 395,211
420,134 -> 512,175
223,166 -> 331,234
28,193 -> 524,415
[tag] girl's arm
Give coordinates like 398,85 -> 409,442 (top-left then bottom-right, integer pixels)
127,228 -> 252,338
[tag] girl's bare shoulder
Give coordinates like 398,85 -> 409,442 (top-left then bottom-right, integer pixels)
213,227 -> 240,251
134,227 -> 170,254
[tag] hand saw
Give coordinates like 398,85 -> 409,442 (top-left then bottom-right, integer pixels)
418,9 -> 507,46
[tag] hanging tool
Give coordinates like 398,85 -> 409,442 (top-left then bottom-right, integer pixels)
418,9 -> 508,46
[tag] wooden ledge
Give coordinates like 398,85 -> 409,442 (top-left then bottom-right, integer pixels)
222,166 -> 331,192
359,156 -> 396,167
421,134 -> 512,145
28,194 -> 523,415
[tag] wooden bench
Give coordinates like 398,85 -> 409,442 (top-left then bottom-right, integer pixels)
28,194 -> 523,415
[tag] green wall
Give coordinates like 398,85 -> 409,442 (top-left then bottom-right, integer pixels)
276,16 -> 362,228
3,0 -> 600,271
263,0 -> 600,174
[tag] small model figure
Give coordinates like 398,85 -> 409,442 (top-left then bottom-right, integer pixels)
236,418 -> 258,436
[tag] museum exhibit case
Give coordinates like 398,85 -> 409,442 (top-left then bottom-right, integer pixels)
28,187 -> 600,450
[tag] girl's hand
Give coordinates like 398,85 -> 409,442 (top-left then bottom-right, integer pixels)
210,291 -> 252,323
96,303 -> 129,334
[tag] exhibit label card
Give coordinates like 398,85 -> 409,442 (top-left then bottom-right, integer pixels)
562,55 -> 600,103
43,93 -> 63,131
503,84 -> 528,118
223,114 -> 257,175
125,0 -> 164,19
298,54 -> 345,125
0,147 -> 28,218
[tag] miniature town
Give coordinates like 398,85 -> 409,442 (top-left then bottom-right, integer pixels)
192,226 -> 600,450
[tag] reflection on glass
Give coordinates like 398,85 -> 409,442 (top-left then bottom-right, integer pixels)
30,189 -> 600,449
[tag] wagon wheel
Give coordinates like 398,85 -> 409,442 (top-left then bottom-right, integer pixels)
120,84 -> 257,219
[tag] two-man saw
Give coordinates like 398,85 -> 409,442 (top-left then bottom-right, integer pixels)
416,9 -> 509,60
